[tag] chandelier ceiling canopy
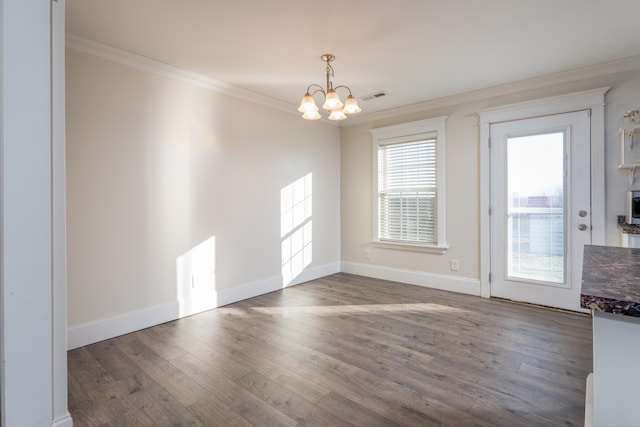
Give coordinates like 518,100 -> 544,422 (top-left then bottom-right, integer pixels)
298,54 -> 361,121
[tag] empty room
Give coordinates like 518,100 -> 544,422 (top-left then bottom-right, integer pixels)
2,1 -> 640,426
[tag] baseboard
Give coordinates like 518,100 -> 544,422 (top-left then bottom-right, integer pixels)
67,262 -> 341,350
585,373 -> 594,427
341,261 -> 481,296
67,302 -> 179,350
52,413 -> 73,427
215,262 -> 341,306
289,262 -> 342,286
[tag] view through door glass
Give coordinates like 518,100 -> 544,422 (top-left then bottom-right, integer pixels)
507,131 -> 565,284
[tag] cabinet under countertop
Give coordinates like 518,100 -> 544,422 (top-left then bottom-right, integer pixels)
580,244 -> 640,427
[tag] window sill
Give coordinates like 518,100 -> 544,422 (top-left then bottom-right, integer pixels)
371,241 -> 449,254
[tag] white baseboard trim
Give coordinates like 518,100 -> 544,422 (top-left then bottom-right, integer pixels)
52,413 -> 73,427
215,262 -> 341,306
585,373 -> 594,427
67,262 -> 341,350
67,302 -> 179,350
341,261 -> 481,296
293,262 -> 341,284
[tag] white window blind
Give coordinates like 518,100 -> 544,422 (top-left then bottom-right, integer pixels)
378,135 -> 438,245
371,117 -> 447,251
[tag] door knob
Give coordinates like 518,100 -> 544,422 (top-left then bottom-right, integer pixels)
578,224 -> 588,231
579,210 -> 588,217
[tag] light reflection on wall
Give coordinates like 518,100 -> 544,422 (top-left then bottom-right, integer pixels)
281,173 -> 313,286
176,235 -> 217,316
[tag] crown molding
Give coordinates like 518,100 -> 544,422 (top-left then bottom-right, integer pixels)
66,34 -> 640,128
65,33 -> 299,118
344,55 -> 640,126
478,86 -> 610,124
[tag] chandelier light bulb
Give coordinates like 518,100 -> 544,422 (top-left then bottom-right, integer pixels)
343,95 -> 362,114
302,110 -> 322,120
298,94 -> 318,113
322,90 -> 343,111
328,109 -> 347,121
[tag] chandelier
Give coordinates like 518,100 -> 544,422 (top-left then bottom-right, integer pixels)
298,54 -> 362,121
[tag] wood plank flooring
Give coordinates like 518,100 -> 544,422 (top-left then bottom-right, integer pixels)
68,273 -> 592,426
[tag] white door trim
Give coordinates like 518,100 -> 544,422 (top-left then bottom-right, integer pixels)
478,87 -> 609,298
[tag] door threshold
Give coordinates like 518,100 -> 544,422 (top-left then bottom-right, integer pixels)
490,296 -> 591,317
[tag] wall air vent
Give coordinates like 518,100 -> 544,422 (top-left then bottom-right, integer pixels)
360,91 -> 389,101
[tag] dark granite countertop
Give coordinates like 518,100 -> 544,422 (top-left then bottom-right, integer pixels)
581,244 -> 640,317
617,215 -> 640,234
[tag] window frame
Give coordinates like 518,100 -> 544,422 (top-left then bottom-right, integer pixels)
371,116 -> 448,253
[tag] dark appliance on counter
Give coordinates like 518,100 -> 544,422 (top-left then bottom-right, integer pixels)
627,190 -> 640,225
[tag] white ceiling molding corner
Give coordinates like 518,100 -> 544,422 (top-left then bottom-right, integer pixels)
65,33 -> 299,118
344,55 -> 640,127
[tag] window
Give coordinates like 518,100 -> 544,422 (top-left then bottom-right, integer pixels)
371,117 -> 447,252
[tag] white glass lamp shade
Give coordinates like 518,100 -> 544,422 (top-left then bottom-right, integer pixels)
322,90 -> 343,110
328,109 -> 347,121
302,110 -> 322,120
298,94 -> 318,113
343,95 -> 362,114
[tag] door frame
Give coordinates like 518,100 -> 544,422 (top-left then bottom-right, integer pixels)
478,87 -> 609,299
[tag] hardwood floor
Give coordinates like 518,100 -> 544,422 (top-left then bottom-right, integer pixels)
68,273 -> 592,426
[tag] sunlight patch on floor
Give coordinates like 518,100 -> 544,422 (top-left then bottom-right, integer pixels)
251,303 -> 468,317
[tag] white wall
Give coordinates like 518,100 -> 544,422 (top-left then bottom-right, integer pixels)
66,48 -> 341,348
340,64 -> 640,294
603,71 -> 640,233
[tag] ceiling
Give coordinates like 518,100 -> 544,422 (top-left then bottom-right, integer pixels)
66,0 -> 640,118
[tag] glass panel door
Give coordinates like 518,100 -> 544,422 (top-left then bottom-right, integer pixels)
489,111 -> 591,311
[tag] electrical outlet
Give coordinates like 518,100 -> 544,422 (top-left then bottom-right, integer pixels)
450,259 -> 459,271
364,249 -> 371,259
